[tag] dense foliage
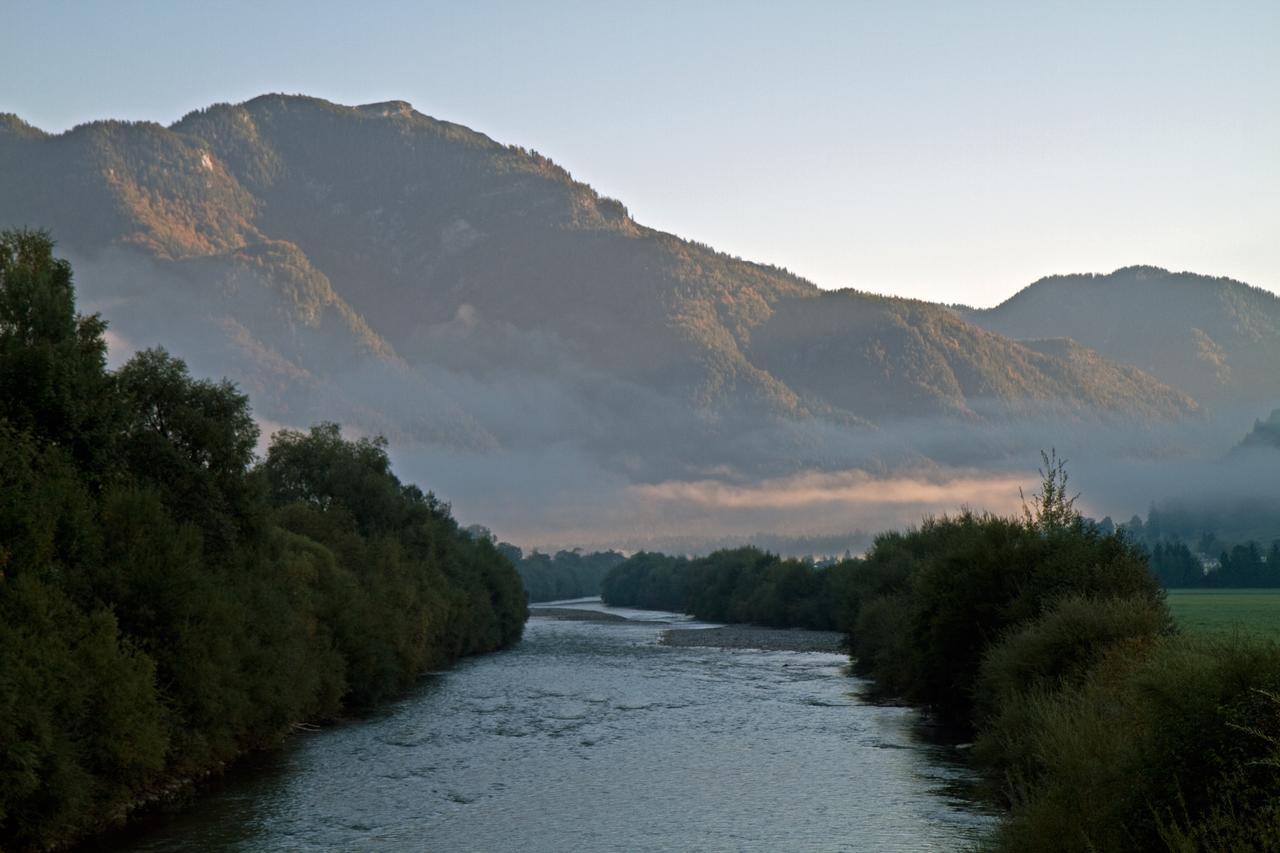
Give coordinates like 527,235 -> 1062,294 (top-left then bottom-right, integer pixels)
501,545 -> 625,602
602,547 -> 855,630
1147,538 -> 1280,588
845,511 -> 1163,727
601,551 -> 690,612
984,633 -> 1280,850
1119,488 -> 1280,577
0,232 -> 526,850
843,462 -> 1280,850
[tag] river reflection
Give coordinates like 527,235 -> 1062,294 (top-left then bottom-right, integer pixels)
107,602 -> 994,852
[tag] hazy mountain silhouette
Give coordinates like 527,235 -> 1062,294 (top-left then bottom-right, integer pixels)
1234,408 -> 1280,453
964,266 -> 1280,408
753,292 -> 1194,422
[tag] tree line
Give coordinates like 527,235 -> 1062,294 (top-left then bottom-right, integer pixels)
1116,498 -> 1280,585
0,231 -> 526,850
1147,538 -> 1280,588
490,542 -> 624,603
599,452 -> 1280,848
602,547 -> 854,629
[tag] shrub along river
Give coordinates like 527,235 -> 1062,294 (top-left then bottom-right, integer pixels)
108,601 -> 993,851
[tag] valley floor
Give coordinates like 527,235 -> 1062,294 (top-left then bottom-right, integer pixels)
1167,588 -> 1280,639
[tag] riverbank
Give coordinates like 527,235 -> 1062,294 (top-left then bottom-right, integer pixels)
528,601 -> 847,652
661,625 -> 846,653
528,606 -> 668,623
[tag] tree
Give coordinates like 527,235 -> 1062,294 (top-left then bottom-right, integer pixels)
260,422 -> 417,537
117,347 -> 261,552
496,541 -> 523,565
0,229 -> 116,478
1021,449 -> 1080,533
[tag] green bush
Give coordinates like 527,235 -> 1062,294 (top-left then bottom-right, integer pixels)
975,593 -> 1173,724
973,594 -> 1173,794
991,637 -> 1280,851
846,512 -> 1162,727
850,592 -> 916,697
0,575 -> 168,850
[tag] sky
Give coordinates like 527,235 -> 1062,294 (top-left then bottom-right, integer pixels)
3,0 -> 1278,306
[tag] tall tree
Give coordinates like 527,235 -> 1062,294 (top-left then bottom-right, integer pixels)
1021,449 -> 1080,533
0,230 -> 115,478
117,347 -> 261,552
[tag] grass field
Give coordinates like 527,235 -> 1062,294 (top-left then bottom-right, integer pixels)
1167,589 -> 1280,640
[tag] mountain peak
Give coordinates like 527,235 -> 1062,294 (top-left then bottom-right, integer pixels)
356,99 -> 415,117
970,265 -> 1280,405
1233,408 -> 1280,453
1109,264 -> 1173,279
0,113 -> 47,140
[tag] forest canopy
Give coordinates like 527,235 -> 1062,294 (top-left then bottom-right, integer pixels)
497,544 -> 625,603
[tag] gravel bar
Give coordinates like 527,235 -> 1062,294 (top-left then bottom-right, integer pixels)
528,607 -> 670,624
661,625 -> 847,653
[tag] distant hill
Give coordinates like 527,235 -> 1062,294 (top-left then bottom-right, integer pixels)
964,266 -> 1280,408
753,292 -> 1195,422
1235,408 -> 1280,453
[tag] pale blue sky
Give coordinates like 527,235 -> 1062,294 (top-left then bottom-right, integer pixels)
3,1 -> 1277,305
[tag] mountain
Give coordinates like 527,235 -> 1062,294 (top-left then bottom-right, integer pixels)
0,95 -> 1215,542
963,266 -> 1280,409
0,96 -> 1193,427
752,292 -> 1195,422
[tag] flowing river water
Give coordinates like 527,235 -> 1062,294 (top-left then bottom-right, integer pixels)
109,601 -> 994,852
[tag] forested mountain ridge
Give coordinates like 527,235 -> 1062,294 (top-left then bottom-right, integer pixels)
753,292 -> 1197,421
963,266 -> 1280,407
0,95 -> 1197,455
1234,408 -> 1280,452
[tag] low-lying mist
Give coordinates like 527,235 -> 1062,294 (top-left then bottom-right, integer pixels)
75,248 -> 1280,554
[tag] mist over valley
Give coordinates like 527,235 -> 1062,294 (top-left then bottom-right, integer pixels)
4,95 -> 1275,552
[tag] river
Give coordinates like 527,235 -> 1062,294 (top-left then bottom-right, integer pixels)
109,601 -> 993,852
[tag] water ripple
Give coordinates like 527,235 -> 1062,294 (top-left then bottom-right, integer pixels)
114,609 -> 995,852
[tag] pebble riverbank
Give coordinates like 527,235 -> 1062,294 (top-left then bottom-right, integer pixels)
528,605 -> 847,652
660,625 -> 847,653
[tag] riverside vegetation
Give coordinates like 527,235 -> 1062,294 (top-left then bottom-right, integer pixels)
500,546 -> 625,603
0,231 -> 526,850
602,548 -> 854,630
602,453 -> 1280,851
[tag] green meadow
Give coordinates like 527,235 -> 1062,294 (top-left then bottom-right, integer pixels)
1167,589 -> 1280,639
